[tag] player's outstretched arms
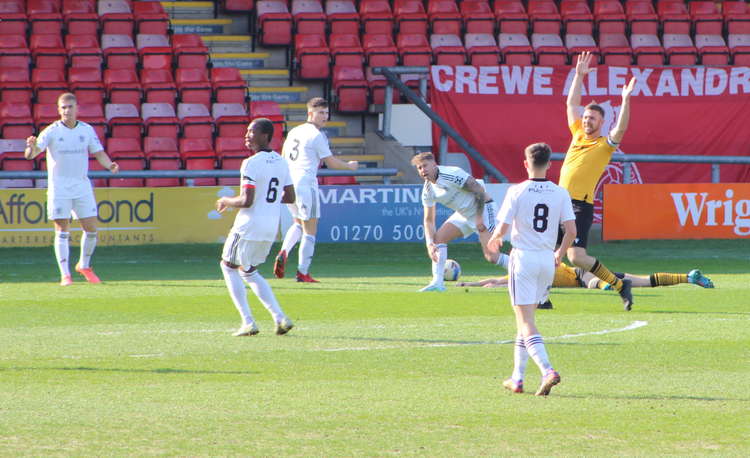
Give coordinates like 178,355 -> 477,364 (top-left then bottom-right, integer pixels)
609,77 -> 636,145
567,52 -> 595,126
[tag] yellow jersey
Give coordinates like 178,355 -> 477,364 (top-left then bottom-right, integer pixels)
558,119 -> 617,204
553,262 -> 583,288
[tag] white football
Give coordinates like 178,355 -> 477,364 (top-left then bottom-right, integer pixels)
444,259 -> 461,282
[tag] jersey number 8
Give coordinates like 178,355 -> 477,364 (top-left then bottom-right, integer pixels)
533,203 -> 549,233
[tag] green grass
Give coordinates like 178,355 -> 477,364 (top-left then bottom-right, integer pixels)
1,240 -> 749,456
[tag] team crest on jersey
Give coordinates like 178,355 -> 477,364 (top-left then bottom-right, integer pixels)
79,136 -> 85,143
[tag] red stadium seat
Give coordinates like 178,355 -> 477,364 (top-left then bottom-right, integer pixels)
498,33 -> 534,65
133,1 -> 169,35
362,33 -> 399,67
689,1 -> 722,35
107,137 -> 144,159
77,103 -> 107,140
465,33 -> 501,66
0,10 -> 28,37
256,0 -> 293,46
32,68 -> 68,105
223,0 -> 253,12
68,67 -> 105,105
397,33 -> 432,66
142,102 -> 179,138
33,103 -> 59,132
219,155 -> 244,185
0,150 -> 34,188
30,34 -> 66,70
729,34 -> 750,65
428,0 -> 462,36
179,137 -> 217,186
144,136 -> 180,159
695,34 -> 730,65
657,0 -> 690,35
565,34 -> 600,61
326,0 -> 359,35
359,0 -> 394,35
99,0 -> 134,37
171,33 -> 206,50
102,33 -> 138,70
140,69 -> 177,107
211,68 -> 247,105
527,0 -> 562,34
106,103 -> 142,138
0,47 -> 31,69
0,103 -> 33,146
104,69 -> 142,109
332,65 -> 369,113
63,0 -> 99,35
625,0 -> 658,35
216,136 -> 251,159
532,33 -> 568,65
249,101 -> 284,150
178,103 -> 214,138
30,12 -> 63,36
599,32 -> 632,65
594,0 -> 627,34
366,67 -> 400,105
631,33 -> 665,65
394,0 -> 428,35
145,151 -> 181,187
0,67 -> 33,104
560,0 -> 594,35
431,34 -> 466,65
663,33 -> 697,65
213,103 -> 250,137
330,33 -> 364,67
292,0 -> 327,35
725,1 -> 750,35
108,157 -> 146,187
460,1 -> 494,34
295,34 -> 331,80
494,0 -> 529,34
175,68 -> 212,109
137,34 -> 173,71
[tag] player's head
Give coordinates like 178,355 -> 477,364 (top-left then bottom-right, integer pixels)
57,93 -> 78,123
523,143 -> 552,174
245,118 -> 274,152
410,152 -> 438,181
306,97 -> 329,128
582,103 -> 605,136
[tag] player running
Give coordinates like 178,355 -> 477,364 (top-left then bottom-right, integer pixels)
488,142 -> 576,396
412,152 -> 506,292
24,92 -> 119,286
560,51 -> 636,310
273,97 -> 358,283
217,118 -> 296,337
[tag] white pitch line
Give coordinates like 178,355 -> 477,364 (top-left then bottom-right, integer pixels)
320,321 -> 648,352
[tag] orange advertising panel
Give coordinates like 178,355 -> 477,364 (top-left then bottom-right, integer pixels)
603,183 -> 750,240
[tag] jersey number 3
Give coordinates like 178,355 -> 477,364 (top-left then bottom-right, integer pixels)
288,139 -> 301,161
533,203 -> 549,233
266,177 -> 280,203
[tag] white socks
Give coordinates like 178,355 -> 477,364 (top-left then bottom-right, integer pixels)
496,252 -> 509,269
511,335 -> 529,383
79,231 -> 97,269
241,269 -> 285,323
281,223 -> 302,254
298,234 -> 316,275
54,231 -> 70,277
431,243 -> 448,284
525,334 -> 553,375
220,262 -> 255,326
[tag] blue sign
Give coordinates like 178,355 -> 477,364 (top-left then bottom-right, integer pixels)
316,184 -> 486,243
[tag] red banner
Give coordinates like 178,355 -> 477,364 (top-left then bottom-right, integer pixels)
430,65 -> 750,201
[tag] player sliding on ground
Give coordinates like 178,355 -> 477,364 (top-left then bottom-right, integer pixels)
217,118 -> 295,337
412,152 -> 505,292
560,51 -> 636,310
488,142 -> 577,396
458,263 -> 715,291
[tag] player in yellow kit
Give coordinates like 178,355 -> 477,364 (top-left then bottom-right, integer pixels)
560,51 -> 637,310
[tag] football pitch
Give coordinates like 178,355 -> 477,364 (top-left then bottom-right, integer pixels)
1,240 -> 748,456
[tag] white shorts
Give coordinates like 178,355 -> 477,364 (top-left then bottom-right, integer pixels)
221,233 -> 273,268
48,193 -> 98,221
507,248 -> 555,306
445,200 -> 498,237
287,184 -> 321,221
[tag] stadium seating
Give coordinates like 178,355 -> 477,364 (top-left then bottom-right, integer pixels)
599,32 -> 633,65
494,0 -> 529,34
175,68 -> 213,109
102,33 -> 138,69
527,0 -> 562,34
532,33 -> 568,65
394,0 -> 428,35
332,65 -> 369,113
211,68 -> 248,105
695,34 -> 730,65
64,0 -> 100,35
77,103 -> 107,141
330,33 -> 365,67
498,33 -> 534,65
427,0 -> 462,36
133,1 -> 170,35
630,33 -> 665,65
292,0 -> 327,35
366,67 -> 400,105
725,2 -> 750,35
140,68 -> 177,107
0,66 -> 32,104
431,34 -> 466,65
729,34 -> 750,64
213,103 -> 250,137
106,103 -> 142,138
179,137 -> 217,186
142,102 -> 179,138
99,0 -> 134,37
326,0 -> 359,35
460,1 -> 494,34
32,68 -> 68,105
560,0 -> 594,35
295,34 -> 331,80
68,67 -> 105,105
657,0 -> 690,35
33,103 -> 59,132
178,103 -> 214,138
594,0 -> 627,35
0,103 -> 34,138
359,0 -> 394,35
465,33 -> 501,66
663,33 -> 698,65
256,0 -> 293,46
625,0 -> 658,34
565,34 -> 600,60
397,33 -> 432,66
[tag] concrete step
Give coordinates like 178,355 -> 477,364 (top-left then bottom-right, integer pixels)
211,52 -> 270,70
201,34 -> 254,53
161,1 -> 215,19
287,120 -> 348,137
248,86 -> 310,103
170,18 -> 232,34
330,137 -> 366,155
240,69 -> 289,86
337,154 -> 385,168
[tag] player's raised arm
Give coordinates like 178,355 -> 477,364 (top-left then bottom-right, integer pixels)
567,52 -> 595,127
609,77 -> 636,145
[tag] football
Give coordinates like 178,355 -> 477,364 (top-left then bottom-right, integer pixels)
444,259 -> 461,281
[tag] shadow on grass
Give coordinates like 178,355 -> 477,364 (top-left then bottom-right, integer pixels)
645,310 -> 750,316
557,393 -> 750,402
1,366 -> 256,375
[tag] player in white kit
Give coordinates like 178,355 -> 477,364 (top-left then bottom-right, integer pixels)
273,97 -> 358,283
411,152 -> 507,292
24,93 -> 119,286
217,118 -> 297,336
489,143 -> 577,396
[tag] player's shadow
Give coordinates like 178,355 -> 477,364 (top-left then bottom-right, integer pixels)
556,393 -> 750,402
0,366 -> 256,376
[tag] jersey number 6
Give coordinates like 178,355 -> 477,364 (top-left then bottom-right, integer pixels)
266,177 -> 280,202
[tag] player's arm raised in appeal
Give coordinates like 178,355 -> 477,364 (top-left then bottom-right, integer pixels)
566,52 -> 595,126
609,77 -> 636,145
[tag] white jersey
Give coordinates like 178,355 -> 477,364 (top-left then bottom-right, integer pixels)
282,122 -> 332,187
422,165 -> 479,218
230,151 -> 292,241
35,120 -> 104,199
497,178 -> 575,251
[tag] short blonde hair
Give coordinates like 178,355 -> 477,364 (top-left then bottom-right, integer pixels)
57,92 -> 77,105
410,152 -> 436,166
